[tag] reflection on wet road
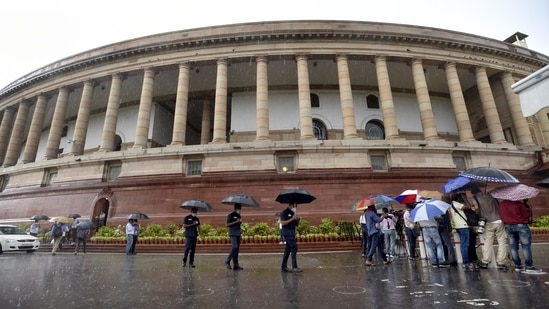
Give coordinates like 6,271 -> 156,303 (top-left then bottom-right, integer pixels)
1,245 -> 548,308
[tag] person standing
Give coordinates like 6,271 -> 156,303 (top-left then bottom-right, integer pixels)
403,204 -> 419,260
471,187 -> 509,269
498,199 -> 542,273
359,209 -> 368,257
182,207 -> 200,268
449,193 -> 475,270
30,220 -> 40,237
59,223 -> 70,250
50,221 -> 64,255
74,223 -> 90,255
364,205 -> 390,266
280,203 -> 302,273
381,207 -> 397,259
436,207 -> 457,265
417,217 -> 449,268
125,219 -> 135,255
131,219 -> 140,255
71,218 -> 80,245
225,203 -> 243,270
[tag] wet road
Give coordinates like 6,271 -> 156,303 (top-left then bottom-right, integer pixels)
1,245 -> 549,308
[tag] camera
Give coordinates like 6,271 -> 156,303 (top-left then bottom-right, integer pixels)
477,218 -> 487,234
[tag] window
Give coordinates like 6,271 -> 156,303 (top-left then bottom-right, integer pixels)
366,94 -> 379,109
365,120 -> 385,140
278,156 -> 295,173
313,119 -> 327,140
310,93 -> 320,108
370,154 -> 388,171
187,160 -> 203,176
42,169 -> 57,187
104,161 -> 122,181
453,156 -> 467,172
0,175 -> 8,192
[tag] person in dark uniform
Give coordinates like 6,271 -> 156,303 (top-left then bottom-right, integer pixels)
225,203 -> 243,270
280,203 -> 302,273
182,207 -> 200,268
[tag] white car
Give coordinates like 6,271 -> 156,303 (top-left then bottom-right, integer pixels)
0,224 -> 40,253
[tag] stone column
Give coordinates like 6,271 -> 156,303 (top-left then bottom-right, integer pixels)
212,59 -> 228,143
22,94 -> 48,163
171,62 -> 191,145
70,80 -> 94,155
336,54 -> 358,139
444,62 -> 475,142
296,55 -> 314,140
536,108 -> 549,148
375,56 -> 399,139
411,58 -> 438,140
3,102 -> 30,166
501,72 -> 534,146
200,98 -> 212,144
133,68 -> 156,148
256,56 -> 270,141
99,74 -> 123,152
45,87 -> 70,159
475,66 -> 506,143
0,107 -> 15,164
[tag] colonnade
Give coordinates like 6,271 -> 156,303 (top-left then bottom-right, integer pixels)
0,54 -> 535,167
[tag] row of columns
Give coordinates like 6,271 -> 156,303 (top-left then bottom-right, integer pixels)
0,55 -> 535,167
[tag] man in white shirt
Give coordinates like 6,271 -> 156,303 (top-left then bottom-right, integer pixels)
125,219 -> 135,255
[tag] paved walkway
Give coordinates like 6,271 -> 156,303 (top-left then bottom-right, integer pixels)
1,245 -> 549,308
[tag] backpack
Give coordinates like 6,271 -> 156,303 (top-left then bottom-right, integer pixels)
52,225 -> 63,238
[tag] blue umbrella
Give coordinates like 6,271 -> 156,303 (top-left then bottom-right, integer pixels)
410,199 -> 450,222
442,176 -> 486,194
460,166 -> 519,183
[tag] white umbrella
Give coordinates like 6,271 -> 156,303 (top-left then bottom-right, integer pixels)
410,199 -> 450,222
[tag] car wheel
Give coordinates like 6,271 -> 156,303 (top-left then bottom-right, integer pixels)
26,250 -> 35,253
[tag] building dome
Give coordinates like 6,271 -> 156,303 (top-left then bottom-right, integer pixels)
0,20 -> 548,227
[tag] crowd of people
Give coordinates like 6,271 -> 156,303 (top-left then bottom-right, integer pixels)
363,189 -> 543,273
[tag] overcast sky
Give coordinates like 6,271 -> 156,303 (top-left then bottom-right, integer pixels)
1,0 -> 548,89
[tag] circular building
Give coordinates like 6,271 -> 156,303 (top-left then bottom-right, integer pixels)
0,20 -> 548,228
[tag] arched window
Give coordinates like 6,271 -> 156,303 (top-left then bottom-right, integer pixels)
313,119 -> 327,140
366,94 -> 379,109
365,120 -> 385,140
311,93 -> 320,108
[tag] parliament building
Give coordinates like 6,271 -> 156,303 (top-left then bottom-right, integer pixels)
0,21 -> 548,228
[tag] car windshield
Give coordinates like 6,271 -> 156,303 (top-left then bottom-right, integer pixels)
0,226 -> 27,235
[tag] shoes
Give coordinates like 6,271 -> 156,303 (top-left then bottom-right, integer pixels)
383,260 -> 391,265
182,262 -> 186,267
497,264 -> 508,270
281,267 -> 290,272
233,266 -> 244,271
292,268 -> 303,273
74,252 -> 77,255
361,253 -> 366,257
438,263 -> 450,268
225,262 -> 232,269
52,253 -> 56,256
514,265 -> 524,272
431,264 -> 439,268
523,266 -> 543,273
365,260 -> 373,266
463,263 -> 476,270
478,262 -> 488,269
189,264 -> 196,268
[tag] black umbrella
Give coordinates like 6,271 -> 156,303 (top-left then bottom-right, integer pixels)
275,189 -> 316,205
536,178 -> 549,188
76,220 -> 94,229
221,194 -> 260,207
67,213 -> 82,219
180,199 -> 215,212
30,214 -> 50,221
128,213 -> 150,220
459,166 -> 520,183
